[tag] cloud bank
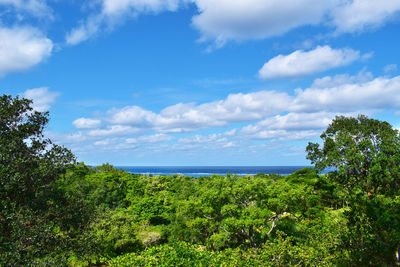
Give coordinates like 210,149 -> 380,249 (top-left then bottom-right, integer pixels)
57,73 -> 400,156
66,0 -> 400,46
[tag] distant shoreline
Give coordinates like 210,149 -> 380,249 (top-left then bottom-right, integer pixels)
116,166 -> 311,177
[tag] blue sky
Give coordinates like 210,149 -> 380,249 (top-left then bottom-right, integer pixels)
1,0 -> 400,166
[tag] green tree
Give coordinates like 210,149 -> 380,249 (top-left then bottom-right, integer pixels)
306,115 -> 400,265
0,95 -> 85,265
171,174 -> 315,250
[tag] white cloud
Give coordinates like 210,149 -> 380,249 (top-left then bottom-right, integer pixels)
102,0 -> 182,16
331,0 -> 400,34
65,16 -> 103,45
0,0 -> 52,18
62,132 -> 88,143
223,129 -> 237,136
311,70 -> 373,88
179,133 -> 227,144
67,0 -> 335,46
106,90 -> 290,133
73,118 -> 102,129
259,46 -> 361,79
384,64 -> 398,73
66,0 -> 184,45
126,133 -> 173,144
254,112 -> 334,131
248,129 -> 320,141
193,0 -> 400,46
0,26 -> 53,77
67,0 -> 400,47
108,106 -> 156,125
73,74 -> 400,137
240,112 -> 337,141
293,76 -> 400,112
176,132 -> 238,150
88,125 -> 141,137
94,139 -> 111,146
22,87 -> 58,112
192,0 -> 335,46
60,73 -> 400,157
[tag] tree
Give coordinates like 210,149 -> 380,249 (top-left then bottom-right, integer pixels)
306,115 -> 400,265
0,95 -> 79,265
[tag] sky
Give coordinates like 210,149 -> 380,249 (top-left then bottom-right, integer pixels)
1,0 -> 400,166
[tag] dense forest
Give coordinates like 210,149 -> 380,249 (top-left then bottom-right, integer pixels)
1,94 -> 400,266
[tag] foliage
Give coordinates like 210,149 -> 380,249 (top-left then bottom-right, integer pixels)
0,95 -> 97,265
87,208 -> 142,258
0,95 -> 80,265
307,115 -> 400,265
171,174 -> 314,249
2,100 -> 397,266
307,115 -> 400,195
108,232 -> 344,267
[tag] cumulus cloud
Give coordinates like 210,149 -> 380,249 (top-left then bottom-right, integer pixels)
293,76 -> 400,112
65,0 -> 400,48
259,46 -> 361,79
22,87 -> 59,112
176,132 -> 238,151
243,128 -> 320,141
194,0 -> 400,46
331,0 -> 400,34
250,112 -> 334,131
239,111 -> 364,141
101,0 -> 182,16
67,0 -> 400,47
108,106 -> 156,125
311,70 -> 374,88
73,118 -> 102,129
192,0 -> 335,46
65,16 -> 103,45
107,90 -> 291,133
240,112 -> 356,141
66,0 -> 184,45
88,125 -> 141,137
72,74 -> 400,136
60,73 -> 400,156
179,133 -> 227,144
94,139 -> 111,146
0,0 -> 52,18
0,26 -> 53,77
126,133 -> 173,144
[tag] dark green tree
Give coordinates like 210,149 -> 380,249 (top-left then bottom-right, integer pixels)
306,115 -> 400,265
0,95 -> 85,265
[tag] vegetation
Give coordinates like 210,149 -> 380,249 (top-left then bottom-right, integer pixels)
1,95 -> 400,266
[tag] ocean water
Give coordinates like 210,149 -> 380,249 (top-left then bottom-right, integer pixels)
117,166 -> 311,177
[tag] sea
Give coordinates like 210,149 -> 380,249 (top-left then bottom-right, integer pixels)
117,166 -> 311,177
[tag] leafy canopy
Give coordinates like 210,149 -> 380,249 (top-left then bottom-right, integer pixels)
306,114 -> 400,196
0,95 -> 82,265
306,115 -> 400,265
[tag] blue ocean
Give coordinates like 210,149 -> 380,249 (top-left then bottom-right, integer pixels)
117,166 -> 311,177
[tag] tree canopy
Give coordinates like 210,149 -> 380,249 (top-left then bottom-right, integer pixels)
2,95 -> 400,266
306,114 -> 400,196
307,115 -> 400,265
0,95 -> 89,265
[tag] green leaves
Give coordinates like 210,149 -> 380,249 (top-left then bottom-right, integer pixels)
307,115 -> 400,265
170,174 -> 318,250
307,115 -> 400,195
0,94 -> 83,265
